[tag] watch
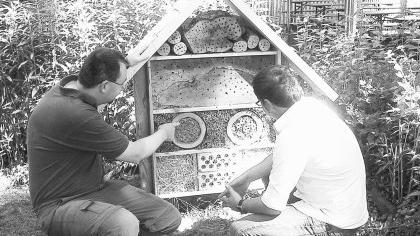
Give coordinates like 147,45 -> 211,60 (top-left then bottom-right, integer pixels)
236,199 -> 246,214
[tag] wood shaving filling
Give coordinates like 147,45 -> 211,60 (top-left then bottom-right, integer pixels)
175,117 -> 201,143
156,155 -> 197,194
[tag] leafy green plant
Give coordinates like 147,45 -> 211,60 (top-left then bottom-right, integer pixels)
293,15 -> 420,192
292,17 -> 420,234
0,0 -> 166,172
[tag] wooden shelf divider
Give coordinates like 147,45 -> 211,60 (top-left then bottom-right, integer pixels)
150,50 -> 278,61
153,103 -> 261,115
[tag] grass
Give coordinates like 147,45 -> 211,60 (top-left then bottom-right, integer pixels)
1,173 -> 419,236
0,185 -> 45,236
0,173 -> 239,236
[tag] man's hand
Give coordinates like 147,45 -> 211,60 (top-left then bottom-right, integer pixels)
126,52 -> 149,68
126,34 -> 159,67
97,104 -> 107,113
157,122 -> 179,142
219,185 -> 242,211
218,174 -> 251,199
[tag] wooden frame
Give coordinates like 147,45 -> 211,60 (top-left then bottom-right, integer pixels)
130,0 -> 339,194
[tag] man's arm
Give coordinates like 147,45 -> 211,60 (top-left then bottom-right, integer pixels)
242,197 -> 281,215
115,123 -> 178,163
221,129 -> 309,214
220,185 -> 280,216
218,153 -> 272,198
125,33 -> 159,67
242,153 -> 273,181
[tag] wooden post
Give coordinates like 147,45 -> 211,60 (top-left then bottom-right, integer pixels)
400,0 -> 407,14
345,0 -> 358,37
133,65 -> 154,193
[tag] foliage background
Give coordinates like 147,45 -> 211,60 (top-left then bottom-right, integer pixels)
1,1 -> 420,230
0,0 -> 166,169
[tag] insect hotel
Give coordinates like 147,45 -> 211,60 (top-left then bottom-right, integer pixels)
126,0 -> 338,198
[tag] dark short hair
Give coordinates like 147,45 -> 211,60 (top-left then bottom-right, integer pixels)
78,47 -> 128,88
252,65 -> 303,108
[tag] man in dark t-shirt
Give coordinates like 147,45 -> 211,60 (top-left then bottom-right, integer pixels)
27,47 -> 181,236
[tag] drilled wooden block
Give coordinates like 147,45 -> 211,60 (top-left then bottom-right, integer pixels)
197,150 -> 238,172
198,170 -> 236,191
150,56 -> 275,109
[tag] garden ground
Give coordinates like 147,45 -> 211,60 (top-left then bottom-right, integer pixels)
1,174 -> 419,236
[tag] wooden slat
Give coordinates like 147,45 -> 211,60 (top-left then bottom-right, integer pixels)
150,50 -> 278,61
126,0 -> 201,80
153,103 -> 261,115
226,0 -> 339,101
158,180 -> 265,198
158,188 -> 236,198
158,188 -> 223,198
154,144 -> 275,158
146,61 -> 154,135
133,65 -> 153,192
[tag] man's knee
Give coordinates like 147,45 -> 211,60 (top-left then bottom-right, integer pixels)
229,221 -> 244,236
166,206 -> 182,232
147,203 -> 181,234
158,204 -> 182,233
100,208 -> 139,236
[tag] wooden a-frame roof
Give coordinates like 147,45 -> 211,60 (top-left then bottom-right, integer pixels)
126,0 -> 339,101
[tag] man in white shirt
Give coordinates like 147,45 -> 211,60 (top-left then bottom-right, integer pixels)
219,65 -> 368,235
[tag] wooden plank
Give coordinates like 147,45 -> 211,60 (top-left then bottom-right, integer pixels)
154,144 -> 275,158
226,0 -> 339,101
126,0 -> 201,80
364,10 -> 402,15
158,188 -> 225,198
153,103 -> 261,115
134,67 -> 150,145
153,155 -> 159,197
133,65 -> 153,192
146,61 -> 154,135
158,181 -> 265,198
275,50 -> 281,65
150,50 -> 278,61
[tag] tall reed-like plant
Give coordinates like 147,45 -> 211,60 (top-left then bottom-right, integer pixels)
0,0 -> 167,170
293,17 -> 420,206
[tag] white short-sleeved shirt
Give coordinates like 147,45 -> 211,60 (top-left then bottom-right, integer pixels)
261,97 -> 369,229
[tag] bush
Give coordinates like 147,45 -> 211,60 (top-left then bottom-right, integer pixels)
0,0 -> 167,169
293,18 -> 420,205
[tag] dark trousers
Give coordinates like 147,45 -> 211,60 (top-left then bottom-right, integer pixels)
38,180 -> 181,236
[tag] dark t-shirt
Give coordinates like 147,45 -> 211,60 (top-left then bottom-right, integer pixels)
27,75 -> 129,212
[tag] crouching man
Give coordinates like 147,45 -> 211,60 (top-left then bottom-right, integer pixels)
28,47 -> 181,236
219,65 -> 368,236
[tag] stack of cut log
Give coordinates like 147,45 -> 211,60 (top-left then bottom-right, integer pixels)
156,11 -> 271,56
157,30 -> 188,56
